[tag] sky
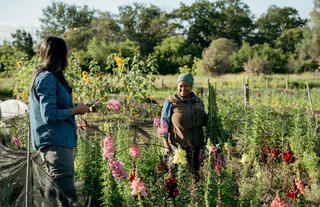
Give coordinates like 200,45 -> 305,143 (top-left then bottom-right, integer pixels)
0,0 -> 315,43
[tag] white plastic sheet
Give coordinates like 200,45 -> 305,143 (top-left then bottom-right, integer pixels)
0,99 -> 28,120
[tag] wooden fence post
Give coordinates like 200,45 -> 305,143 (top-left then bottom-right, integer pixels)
244,83 -> 249,106
306,81 -> 314,116
161,78 -> 164,89
266,77 -> 270,89
285,75 -> 289,90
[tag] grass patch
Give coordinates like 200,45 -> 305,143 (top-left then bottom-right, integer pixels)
0,78 -> 14,100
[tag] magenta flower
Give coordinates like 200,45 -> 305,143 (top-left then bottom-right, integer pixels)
130,177 -> 148,197
129,143 -> 141,158
107,100 -> 121,110
109,159 -> 128,182
153,117 -> 160,127
157,121 -> 168,136
12,136 -> 21,147
103,135 -> 114,160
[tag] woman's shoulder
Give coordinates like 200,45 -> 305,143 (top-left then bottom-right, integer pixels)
167,94 -> 178,103
34,70 -> 57,88
36,70 -> 55,82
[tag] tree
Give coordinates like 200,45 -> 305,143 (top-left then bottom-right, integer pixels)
202,38 -> 238,75
86,37 -> 139,67
39,2 -> 95,37
275,28 -> 304,54
118,3 -> 179,55
231,42 -> 287,73
255,6 -> 307,46
153,35 -> 193,74
89,11 -> 122,42
296,0 -> 320,72
63,12 -> 122,50
11,29 -> 35,58
173,0 -> 254,55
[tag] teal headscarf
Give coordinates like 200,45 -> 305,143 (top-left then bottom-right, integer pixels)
177,73 -> 194,87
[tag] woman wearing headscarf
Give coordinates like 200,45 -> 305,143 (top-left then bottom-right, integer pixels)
30,36 -> 89,206
160,73 -> 207,177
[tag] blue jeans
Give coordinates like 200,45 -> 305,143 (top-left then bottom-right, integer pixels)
40,145 -> 81,207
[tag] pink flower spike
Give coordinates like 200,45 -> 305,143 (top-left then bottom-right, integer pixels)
153,117 -> 160,127
102,135 -> 114,160
107,100 -> 121,110
109,159 -> 128,182
12,136 -> 21,147
130,177 -> 148,197
157,121 -> 168,136
129,143 -> 141,158
270,197 -> 288,207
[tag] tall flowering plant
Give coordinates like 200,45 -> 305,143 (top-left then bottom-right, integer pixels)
172,146 -> 187,166
157,121 -> 168,137
129,175 -> 148,198
166,174 -> 179,199
107,100 -> 121,110
129,143 -> 141,159
102,135 -> 128,182
211,145 -> 226,171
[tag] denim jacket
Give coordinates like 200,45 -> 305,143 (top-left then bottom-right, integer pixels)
30,71 -> 77,150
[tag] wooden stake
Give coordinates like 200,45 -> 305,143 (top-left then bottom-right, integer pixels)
306,81 -> 314,116
285,75 -> 288,90
244,83 -> 249,106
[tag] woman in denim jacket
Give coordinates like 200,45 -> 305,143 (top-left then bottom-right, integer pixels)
30,36 -> 89,206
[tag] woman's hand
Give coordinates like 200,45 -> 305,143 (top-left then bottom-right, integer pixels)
163,137 -> 173,155
165,144 -> 173,155
72,103 -> 90,115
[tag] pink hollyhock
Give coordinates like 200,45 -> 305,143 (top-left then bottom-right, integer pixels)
130,177 -> 148,197
102,135 -> 114,160
12,136 -> 21,147
153,117 -> 160,127
270,197 -> 288,207
157,121 -> 168,136
107,100 -> 121,110
109,159 -> 128,182
129,143 -> 141,158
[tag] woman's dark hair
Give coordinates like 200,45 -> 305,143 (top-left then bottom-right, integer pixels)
31,36 -> 72,93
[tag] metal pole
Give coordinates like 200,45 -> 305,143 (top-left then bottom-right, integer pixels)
26,124 -> 31,207
306,81 -> 314,116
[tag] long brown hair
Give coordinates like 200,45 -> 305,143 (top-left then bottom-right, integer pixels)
31,36 -> 72,93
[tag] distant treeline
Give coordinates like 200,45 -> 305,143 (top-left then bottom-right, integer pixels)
1,0 -> 320,76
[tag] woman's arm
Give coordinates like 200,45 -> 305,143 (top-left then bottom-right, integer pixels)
35,74 -> 89,123
160,99 -> 173,154
160,99 -> 172,138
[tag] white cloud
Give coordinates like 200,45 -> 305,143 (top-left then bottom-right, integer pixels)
0,21 -> 39,43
